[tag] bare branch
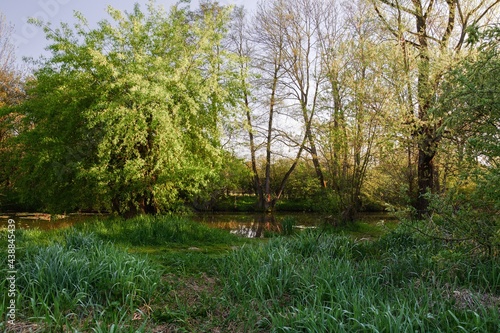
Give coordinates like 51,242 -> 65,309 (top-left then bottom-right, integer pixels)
379,0 -> 418,15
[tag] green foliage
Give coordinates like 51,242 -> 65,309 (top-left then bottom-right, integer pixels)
217,154 -> 253,194
274,188 -> 341,213
220,228 -> 500,332
426,25 -> 500,257
0,229 -> 161,331
194,153 -> 254,210
5,2 -> 240,214
442,26 -> 500,166
75,214 -> 242,247
422,168 -> 500,257
272,160 -> 320,200
212,195 -> 257,211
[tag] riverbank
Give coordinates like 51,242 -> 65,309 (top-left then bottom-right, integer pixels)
1,215 -> 499,332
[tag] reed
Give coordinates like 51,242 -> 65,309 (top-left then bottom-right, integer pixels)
280,216 -> 297,236
75,214 -> 241,246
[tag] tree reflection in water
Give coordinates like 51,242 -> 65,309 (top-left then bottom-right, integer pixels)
195,213 -> 279,238
194,212 -> 395,238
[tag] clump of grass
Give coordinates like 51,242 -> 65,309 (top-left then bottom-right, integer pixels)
1,229 -> 161,332
280,216 -> 297,236
220,229 -> 500,332
76,214 -> 243,247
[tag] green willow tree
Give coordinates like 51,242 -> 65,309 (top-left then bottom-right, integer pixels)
7,2 -> 238,215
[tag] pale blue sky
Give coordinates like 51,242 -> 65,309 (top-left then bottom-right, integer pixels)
1,0 -> 255,68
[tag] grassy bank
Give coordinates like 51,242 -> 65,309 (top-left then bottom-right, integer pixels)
220,228 -> 500,332
0,216 -> 247,332
1,216 -> 499,332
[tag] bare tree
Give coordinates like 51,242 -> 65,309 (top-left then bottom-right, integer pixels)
229,0 -> 334,211
227,6 -> 265,206
278,0 -> 332,189
0,13 -> 24,108
317,0 -> 394,222
241,0 -> 341,211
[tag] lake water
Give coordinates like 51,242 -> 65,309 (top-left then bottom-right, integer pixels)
0,211 -> 396,238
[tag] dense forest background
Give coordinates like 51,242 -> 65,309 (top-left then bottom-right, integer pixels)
0,0 -> 499,236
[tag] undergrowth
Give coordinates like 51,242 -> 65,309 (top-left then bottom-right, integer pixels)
0,229 -> 161,332
1,216 -> 499,332
219,228 -> 500,332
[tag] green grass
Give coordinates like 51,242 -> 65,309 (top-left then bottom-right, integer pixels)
74,214 -> 245,248
0,229 -> 161,332
0,215 -> 250,332
1,216 -> 499,332
219,228 -> 500,332
212,196 -> 258,212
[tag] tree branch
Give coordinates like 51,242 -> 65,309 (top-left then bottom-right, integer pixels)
441,0 -> 456,48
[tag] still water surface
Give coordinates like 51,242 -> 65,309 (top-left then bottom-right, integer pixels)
0,212 -> 395,238
193,212 -> 396,237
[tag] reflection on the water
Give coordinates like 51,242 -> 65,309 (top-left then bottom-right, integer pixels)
199,214 -> 279,238
193,212 -> 397,238
194,212 -> 326,238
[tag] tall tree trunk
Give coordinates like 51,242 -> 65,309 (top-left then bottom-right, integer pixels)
416,133 -> 436,216
244,77 -> 264,209
231,7 -> 265,211
414,0 -> 435,216
261,55 -> 281,212
372,0 -> 483,216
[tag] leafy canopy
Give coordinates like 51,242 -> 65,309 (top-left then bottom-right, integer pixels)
9,1 -> 239,214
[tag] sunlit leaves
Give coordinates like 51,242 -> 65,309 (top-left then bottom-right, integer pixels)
443,26 -> 500,166
9,1 -> 238,214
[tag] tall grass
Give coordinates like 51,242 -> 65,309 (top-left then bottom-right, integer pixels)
75,214 -> 242,247
280,216 -> 297,236
220,229 -> 500,332
3,217 -> 499,332
0,229 -> 161,332
1,215 -> 246,331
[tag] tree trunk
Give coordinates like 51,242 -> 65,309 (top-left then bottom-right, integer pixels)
308,133 -> 326,188
416,134 -> 436,217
